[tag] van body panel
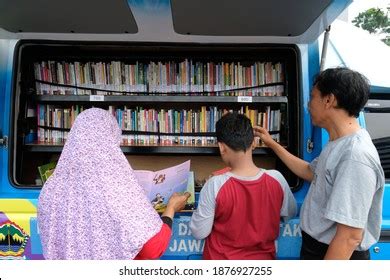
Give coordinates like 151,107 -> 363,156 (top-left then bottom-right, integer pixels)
1,40 -> 43,197
0,0 -> 351,44
0,39 -> 304,259
0,40 -> 13,196
372,86 -> 390,94
0,40 -> 9,186
383,189 -> 390,226
2,0 -> 388,260
371,241 -> 390,260
0,0 -> 138,35
364,94 -> 390,255
3,207 -> 303,260
0,199 -> 41,259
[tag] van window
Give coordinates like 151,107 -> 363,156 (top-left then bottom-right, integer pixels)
364,98 -> 390,180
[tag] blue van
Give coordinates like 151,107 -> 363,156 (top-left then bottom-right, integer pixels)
0,0 -> 389,260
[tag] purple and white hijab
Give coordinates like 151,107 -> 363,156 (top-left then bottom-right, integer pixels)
38,108 -> 162,259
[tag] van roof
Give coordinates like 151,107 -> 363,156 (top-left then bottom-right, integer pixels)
0,0 -> 351,44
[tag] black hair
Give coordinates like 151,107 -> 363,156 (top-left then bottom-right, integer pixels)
313,67 -> 370,117
216,112 -> 254,152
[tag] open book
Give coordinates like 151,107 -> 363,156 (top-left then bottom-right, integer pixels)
134,160 -> 194,212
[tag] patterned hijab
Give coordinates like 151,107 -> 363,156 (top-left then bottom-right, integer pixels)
38,108 -> 162,259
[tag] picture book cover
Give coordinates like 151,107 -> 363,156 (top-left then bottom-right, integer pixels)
134,160 -> 191,212
37,161 -> 57,183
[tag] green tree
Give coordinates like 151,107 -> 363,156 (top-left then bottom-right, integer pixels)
352,7 -> 390,46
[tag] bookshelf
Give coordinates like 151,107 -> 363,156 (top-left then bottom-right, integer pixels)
24,142 -> 274,155
13,41 -> 299,187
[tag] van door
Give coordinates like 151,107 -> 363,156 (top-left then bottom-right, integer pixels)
364,97 -> 390,259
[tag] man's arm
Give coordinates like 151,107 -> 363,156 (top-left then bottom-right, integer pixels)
254,126 -> 314,182
324,223 -> 363,260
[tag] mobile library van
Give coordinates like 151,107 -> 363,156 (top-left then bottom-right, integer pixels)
0,0 -> 389,259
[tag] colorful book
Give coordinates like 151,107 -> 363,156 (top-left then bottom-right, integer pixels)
134,160 -> 192,212
37,161 -> 57,183
184,171 -> 195,211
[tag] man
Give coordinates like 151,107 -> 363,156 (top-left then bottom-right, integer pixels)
254,67 -> 384,260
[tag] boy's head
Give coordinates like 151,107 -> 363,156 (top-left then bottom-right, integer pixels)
216,112 -> 254,154
313,67 -> 370,118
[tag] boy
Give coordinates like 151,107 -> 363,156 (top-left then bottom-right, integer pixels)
189,112 -> 296,260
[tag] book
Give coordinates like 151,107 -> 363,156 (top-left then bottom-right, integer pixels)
184,171 -> 195,211
37,161 -> 57,183
134,160 -> 192,212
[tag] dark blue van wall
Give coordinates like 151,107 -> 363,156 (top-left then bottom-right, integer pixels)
0,40 -> 11,188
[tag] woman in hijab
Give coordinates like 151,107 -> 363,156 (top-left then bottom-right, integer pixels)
38,108 -> 190,260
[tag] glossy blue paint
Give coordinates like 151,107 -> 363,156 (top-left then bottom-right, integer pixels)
127,0 -> 170,10
29,217 -> 43,255
162,214 -> 204,260
0,41 -> 7,187
372,86 -> 390,94
160,217 -> 303,260
24,212 -> 303,260
0,39 -> 11,194
383,187 -> 390,225
359,111 -> 366,129
293,42 -> 322,207
0,40 -> 41,198
371,242 -> 390,260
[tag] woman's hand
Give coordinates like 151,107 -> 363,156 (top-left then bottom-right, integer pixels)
162,192 -> 191,219
168,192 -> 191,212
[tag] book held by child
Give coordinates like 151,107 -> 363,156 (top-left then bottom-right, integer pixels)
134,160 -> 193,212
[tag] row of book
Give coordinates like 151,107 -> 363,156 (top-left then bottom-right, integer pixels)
34,60 -> 284,96
36,104 -> 84,144
35,105 -> 282,144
